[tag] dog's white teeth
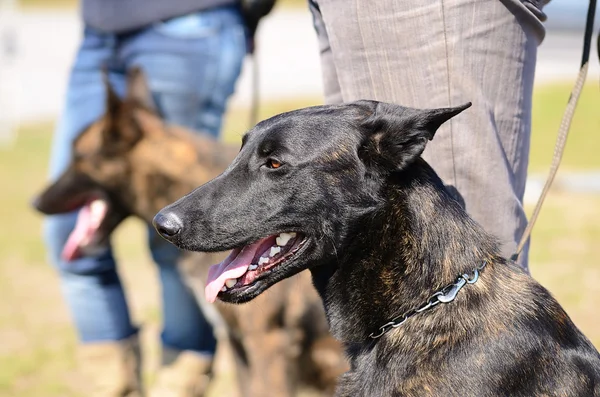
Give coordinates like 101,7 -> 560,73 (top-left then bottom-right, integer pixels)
90,199 -> 106,214
225,279 -> 237,288
276,232 -> 296,247
258,257 -> 269,265
249,264 -> 258,270
90,199 -> 107,223
221,286 -> 227,292
270,246 -> 281,257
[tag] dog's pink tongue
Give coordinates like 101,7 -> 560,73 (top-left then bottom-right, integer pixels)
205,238 -> 267,303
61,199 -> 106,261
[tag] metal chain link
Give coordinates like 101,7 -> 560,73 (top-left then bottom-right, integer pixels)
368,261 -> 488,339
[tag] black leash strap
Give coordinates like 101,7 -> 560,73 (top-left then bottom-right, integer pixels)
249,52 -> 260,128
512,0 -> 598,262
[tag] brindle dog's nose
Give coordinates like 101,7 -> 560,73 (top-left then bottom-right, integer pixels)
153,211 -> 183,240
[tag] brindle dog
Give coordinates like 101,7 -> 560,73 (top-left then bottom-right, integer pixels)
33,68 -> 346,397
155,100 -> 600,396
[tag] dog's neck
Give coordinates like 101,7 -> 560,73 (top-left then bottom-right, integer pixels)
311,158 -> 501,346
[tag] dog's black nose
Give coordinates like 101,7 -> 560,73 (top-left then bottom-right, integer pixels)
153,211 -> 183,239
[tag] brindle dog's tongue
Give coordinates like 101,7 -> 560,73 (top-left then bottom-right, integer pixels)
61,199 -> 107,261
205,237 -> 272,303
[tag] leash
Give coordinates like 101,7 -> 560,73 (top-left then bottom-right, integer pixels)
369,261 -> 488,339
511,0 -> 598,262
241,0 -> 276,129
249,52 -> 260,128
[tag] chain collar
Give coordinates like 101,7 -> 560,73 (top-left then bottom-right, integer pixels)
368,260 -> 488,339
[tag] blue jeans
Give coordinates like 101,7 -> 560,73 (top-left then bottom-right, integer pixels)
43,5 -> 246,354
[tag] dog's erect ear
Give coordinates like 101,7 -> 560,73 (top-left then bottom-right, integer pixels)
102,67 -> 121,119
357,100 -> 471,171
126,67 -> 157,113
100,68 -> 142,149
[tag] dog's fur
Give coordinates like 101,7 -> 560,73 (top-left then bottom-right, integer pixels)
33,68 -> 346,396
156,100 -> 600,396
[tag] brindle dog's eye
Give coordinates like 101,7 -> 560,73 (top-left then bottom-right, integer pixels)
266,159 -> 282,169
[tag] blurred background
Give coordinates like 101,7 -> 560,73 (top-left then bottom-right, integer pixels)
0,0 -> 599,396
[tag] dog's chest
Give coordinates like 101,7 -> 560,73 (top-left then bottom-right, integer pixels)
336,363 -> 471,397
335,345 -> 483,397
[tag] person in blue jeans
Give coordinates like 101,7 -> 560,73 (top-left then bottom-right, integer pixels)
44,2 -> 246,395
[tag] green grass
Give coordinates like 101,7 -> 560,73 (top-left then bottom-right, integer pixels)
530,83 -> 600,173
0,85 -> 598,396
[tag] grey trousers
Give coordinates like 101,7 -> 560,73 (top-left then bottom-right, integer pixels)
309,0 -> 550,271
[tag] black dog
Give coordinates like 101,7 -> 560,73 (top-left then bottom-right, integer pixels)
154,100 -> 600,396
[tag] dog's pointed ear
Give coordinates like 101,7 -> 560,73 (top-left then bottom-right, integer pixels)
101,67 -> 142,149
102,67 -> 121,119
126,66 -> 157,113
357,100 -> 471,171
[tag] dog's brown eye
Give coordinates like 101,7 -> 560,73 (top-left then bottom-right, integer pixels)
266,159 -> 282,169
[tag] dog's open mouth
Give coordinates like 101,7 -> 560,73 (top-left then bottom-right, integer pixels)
62,197 -> 110,261
205,232 -> 307,303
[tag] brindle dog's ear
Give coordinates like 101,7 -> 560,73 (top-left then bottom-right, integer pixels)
126,66 -> 157,113
102,67 -> 121,120
101,68 -> 142,149
357,100 -> 471,171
